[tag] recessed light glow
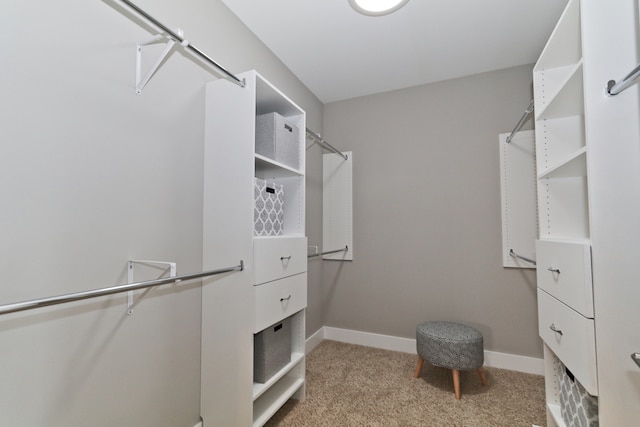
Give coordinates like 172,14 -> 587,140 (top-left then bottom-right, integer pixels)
349,0 -> 409,16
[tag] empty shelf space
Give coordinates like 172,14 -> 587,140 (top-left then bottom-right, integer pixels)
255,154 -> 303,178
535,61 -> 584,121
253,375 -> 304,427
538,147 -> 587,179
534,0 -> 581,71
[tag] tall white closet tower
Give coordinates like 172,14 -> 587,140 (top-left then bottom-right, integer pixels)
534,0 -> 640,425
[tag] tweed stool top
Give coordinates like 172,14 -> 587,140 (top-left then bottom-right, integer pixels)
416,321 -> 484,371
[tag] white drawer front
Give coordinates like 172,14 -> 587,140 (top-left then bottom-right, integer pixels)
254,273 -> 307,333
254,237 -> 307,285
536,240 -> 593,318
538,288 -> 597,395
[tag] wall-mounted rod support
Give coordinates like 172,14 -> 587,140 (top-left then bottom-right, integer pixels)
306,129 -> 348,160
607,63 -> 640,96
505,99 -> 535,143
0,261 -> 244,316
118,0 -> 245,88
509,249 -> 536,266
308,245 -> 349,258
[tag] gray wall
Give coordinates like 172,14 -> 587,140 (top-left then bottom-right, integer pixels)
321,64 -> 541,358
0,1 -> 322,426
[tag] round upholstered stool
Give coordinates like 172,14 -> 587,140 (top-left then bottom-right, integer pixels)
413,321 -> 487,399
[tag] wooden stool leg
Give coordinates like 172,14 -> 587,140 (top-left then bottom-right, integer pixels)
414,356 -> 424,378
477,367 -> 487,385
452,369 -> 461,400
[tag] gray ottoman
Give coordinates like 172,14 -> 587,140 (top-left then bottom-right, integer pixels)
413,321 -> 487,399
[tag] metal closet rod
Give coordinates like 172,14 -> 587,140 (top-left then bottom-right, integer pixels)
308,245 -> 349,258
509,249 -> 536,266
306,129 -> 348,160
117,0 -> 245,88
0,261 -> 244,316
505,99 -> 535,143
607,63 -> 640,96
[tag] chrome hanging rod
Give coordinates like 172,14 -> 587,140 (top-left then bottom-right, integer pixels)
117,0 -> 245,88
607,63 -> 640,96
0,261 -> 244,316
509,249 -> 536,266
308,245 -> 349,258
306,129 -> 348,160
505,99 -> 535,143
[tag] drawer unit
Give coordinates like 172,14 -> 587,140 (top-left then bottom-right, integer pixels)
254,236 -> 307,285
538,288 -> 597,395
254,272 -> 307,333
536,239 -> 593,318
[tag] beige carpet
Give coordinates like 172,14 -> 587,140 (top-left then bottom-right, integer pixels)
266,340 -> 546,426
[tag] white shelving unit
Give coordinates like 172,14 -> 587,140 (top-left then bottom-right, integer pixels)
250,70 -> 307,427
534,1 -> 640,424
533,0 -> 597,425
202,70 -> 307,427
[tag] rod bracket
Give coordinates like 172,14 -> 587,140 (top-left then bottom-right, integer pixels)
135,29 -> 183,95
127,260 -> 177,315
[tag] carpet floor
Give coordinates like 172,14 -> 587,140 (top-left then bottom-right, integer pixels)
266,340 -> 546,427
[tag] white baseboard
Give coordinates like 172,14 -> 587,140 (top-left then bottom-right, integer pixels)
193,421 -> 202,427
307,326 -> 543,375
324,326 -> 416,353
306,327 -> 325,354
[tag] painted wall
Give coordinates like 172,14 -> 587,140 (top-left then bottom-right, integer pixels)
321,64 -> 542,358
0,1 -> 322,426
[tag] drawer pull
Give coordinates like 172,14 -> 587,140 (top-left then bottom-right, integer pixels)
280,295 -> 291,302
547,267 -> 561,274
632,353 -> 640,369
280,256 -> 292,261
549,323 -> 563,336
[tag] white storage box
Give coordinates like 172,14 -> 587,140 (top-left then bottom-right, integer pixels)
254,317 -> 291,383
254,178 -> 284,236
255,112 -> 300,169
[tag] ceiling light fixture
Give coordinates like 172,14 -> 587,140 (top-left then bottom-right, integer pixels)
348,0 -> 409,16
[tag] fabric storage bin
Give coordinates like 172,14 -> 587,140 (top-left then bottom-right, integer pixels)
255,112 -> 300,169
254,178 -> 284,236
254,317 -> 292,383
558,361 -> 599,427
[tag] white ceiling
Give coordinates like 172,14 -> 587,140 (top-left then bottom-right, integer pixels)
222,0 -> 568,104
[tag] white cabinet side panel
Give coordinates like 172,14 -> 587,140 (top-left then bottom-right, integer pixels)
323,152 -> 353,261
499,131 -> 538,268
201,74 -> 255,426
582,0 -> 640,423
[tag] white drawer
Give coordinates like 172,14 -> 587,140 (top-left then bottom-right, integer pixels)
536,240 -> 593,318
537,288 -> 597,395
254,236 -> 307,285
254,273 -> 307,333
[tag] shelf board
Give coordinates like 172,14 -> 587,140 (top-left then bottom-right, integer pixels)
538,236 -> 590,246
253,375 -> 304,427
536,61 -> 584,121
547,402 -> 566,427
255,71 -> 305,118
253,352 -> 304,401
538,147 -> 587,179
255,154 -> 303,178
534,0 -> 581,71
